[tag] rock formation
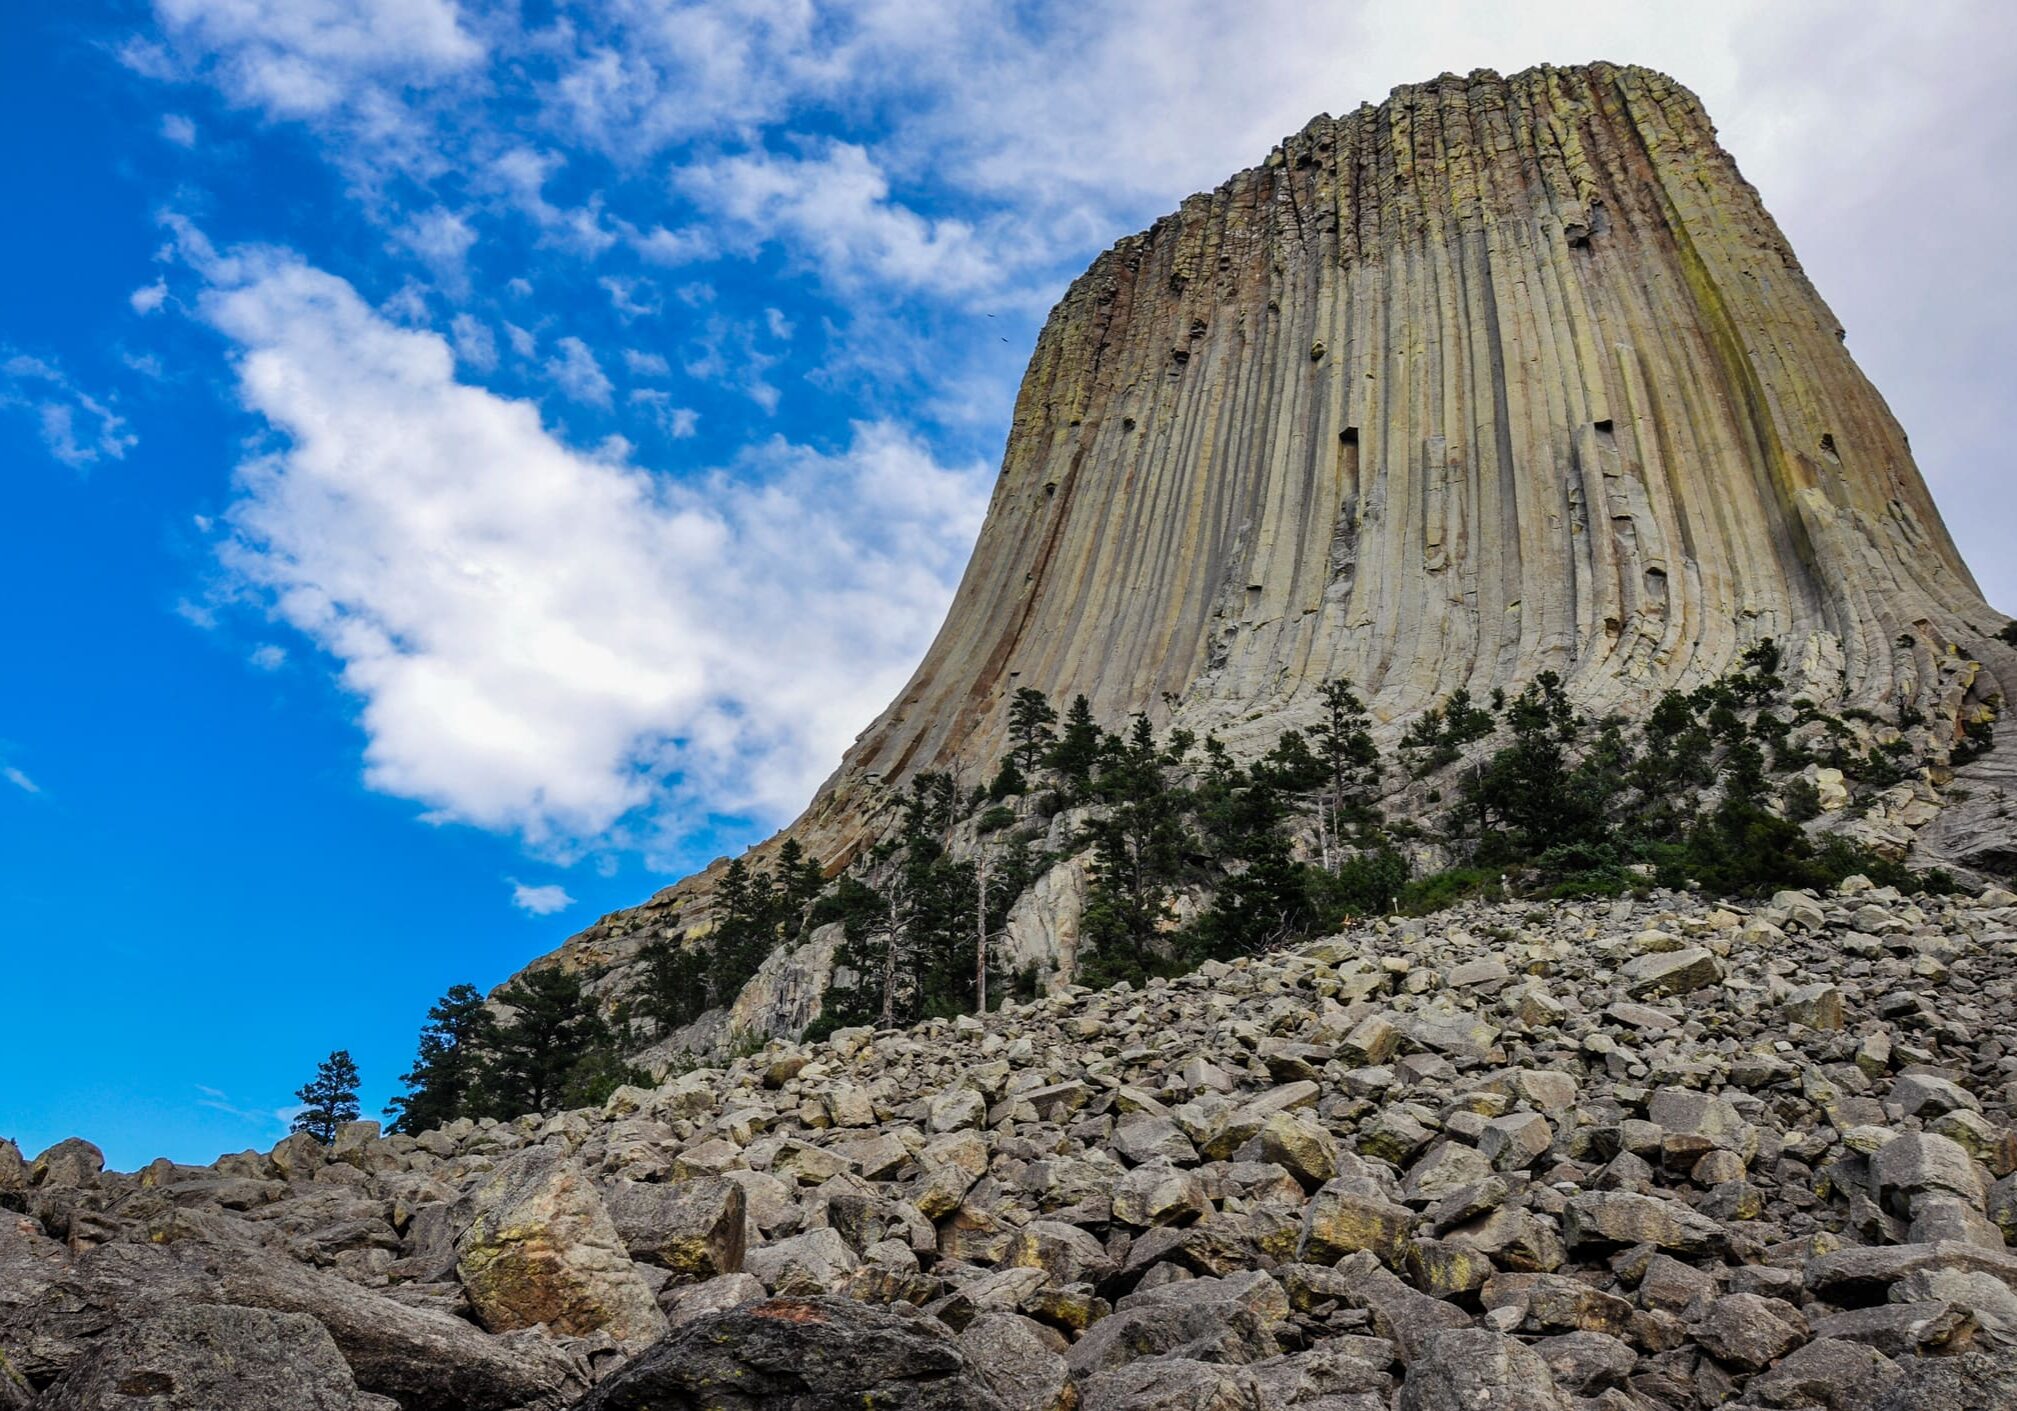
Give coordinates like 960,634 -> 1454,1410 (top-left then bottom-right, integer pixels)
829,62 -> 2003,811
10,60 -> 2017,1409
538,61 -> 2012,1030
10,878 -> 2017,1407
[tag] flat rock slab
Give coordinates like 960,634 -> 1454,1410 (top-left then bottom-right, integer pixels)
574,1296 -> 1009,1410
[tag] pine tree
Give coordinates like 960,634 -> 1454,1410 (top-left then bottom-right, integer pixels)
1077,716 -> 1190,984
1308,678 -> 1381,853
1007,688 -> 1058,776
385,985 -> 495,1135
1048,694 -> 1102,785
709,858 -> 778,1003
478,968 -> 607,1118
291,1050 -> 361,1144
774,838 -> 825,932
637,939 -> 710,1035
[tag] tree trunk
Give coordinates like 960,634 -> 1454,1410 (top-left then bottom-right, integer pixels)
879,883 -> 900,1028
975,848 -> 988,1014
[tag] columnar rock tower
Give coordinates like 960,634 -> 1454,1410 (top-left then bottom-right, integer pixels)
794,61 -> 2010,865
555,62 -> 2013,984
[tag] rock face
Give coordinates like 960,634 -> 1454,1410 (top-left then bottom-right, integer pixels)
799,62 -> 2010,859
536,60 -> 2011,1023
8,879 -> 2017,1407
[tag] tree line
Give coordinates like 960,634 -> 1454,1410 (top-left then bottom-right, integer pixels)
365,643 -> 1961,1131
380,968 -> 639,1135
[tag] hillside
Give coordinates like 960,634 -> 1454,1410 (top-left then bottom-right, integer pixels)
7,880 -> 2017,1407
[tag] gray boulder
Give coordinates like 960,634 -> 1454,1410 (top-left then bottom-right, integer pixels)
35,1300 -> 380,1410
575,1296 -> 1009,1409
1397,1328 -> 1573,1410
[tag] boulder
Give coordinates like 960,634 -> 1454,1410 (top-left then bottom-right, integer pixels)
1620,947 -> 1724,999
34,1300 -> 376,1411
1396,1328 -> 1573,1410
601,1177 -> 746,1278
453,1149 -> 667,1346
574,1296 -> 1008,1409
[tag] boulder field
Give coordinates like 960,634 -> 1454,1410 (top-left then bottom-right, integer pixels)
8,878 -> 2017,1408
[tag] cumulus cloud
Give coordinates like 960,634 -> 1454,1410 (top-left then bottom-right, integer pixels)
1,350 -> 137,470
193,247 -> 986,855
130,279 -> 170,314
160,112 -> 197,146
249,644 -> 288,671
510,880 -> 574,915
680,140 -> 1010,299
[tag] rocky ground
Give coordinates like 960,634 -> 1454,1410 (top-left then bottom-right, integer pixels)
8,879 -> 2017,1409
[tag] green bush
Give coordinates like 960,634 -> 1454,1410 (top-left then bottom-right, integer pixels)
1398,866 -> 1504,915
976,804 -> 1015,835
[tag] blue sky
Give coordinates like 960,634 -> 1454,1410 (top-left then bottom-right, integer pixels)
5,1 -> 2014,1170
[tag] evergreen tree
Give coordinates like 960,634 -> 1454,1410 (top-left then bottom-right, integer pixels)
478,968 -> 608,1118
1078,716 -> 1190,984
1466,672 -> 1599,857
385,985 -> 494,1135
986,758 -> 1027,801
1188,743 -> 1316,959
291,1050 -> 361,1144
1048,694 -> 1103,785
774,839 -> 825,930
1007,688 -> 1059,776
636,939 -> 710,1036
708,858 -> 778,1003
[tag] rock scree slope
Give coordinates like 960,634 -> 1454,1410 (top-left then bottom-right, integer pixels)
10,880 -> 2017,1407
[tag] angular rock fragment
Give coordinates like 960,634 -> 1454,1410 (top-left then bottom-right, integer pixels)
575,1296 -> 1008,1409
453,1149 -> 666,1346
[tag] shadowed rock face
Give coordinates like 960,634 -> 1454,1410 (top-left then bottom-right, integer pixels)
536,61 -> 2013,994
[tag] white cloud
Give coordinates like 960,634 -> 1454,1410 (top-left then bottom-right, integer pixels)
544,335 -> 613,406
449,312 -> 496,370
160,112 -> 198,146
249,643 -> 288,670
196,1083 -> 283,1124
629,388 -> 697,438
130,279 -> 170,314
681,316 -> 778,413
627,223 -> 714,267
510,880 -> 574,915
764,307 -> 794,341
599,275 -> 659,321
395,206 -> 476,289
3,765 -> 40,795
487,146 -> 617,257
502,322 -> 535,358
622,348 -> 669,377
1,350 -> 137,470
194,248 -> 987,854
149,0 -> 481,118
680,140 -> 1008,298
